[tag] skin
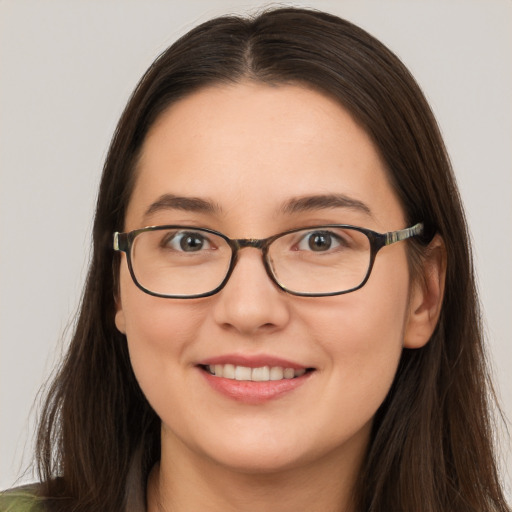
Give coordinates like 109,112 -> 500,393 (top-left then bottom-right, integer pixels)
115,82 -> 445,512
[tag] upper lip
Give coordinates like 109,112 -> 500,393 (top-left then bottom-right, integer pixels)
198,354 -> 310,370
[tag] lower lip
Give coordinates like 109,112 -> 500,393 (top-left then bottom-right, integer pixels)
200,368 -> 313,404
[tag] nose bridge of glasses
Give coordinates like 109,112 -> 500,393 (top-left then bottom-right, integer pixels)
227,238 -> 278,292
230,237 -> 274,275
234,238 -> 266,250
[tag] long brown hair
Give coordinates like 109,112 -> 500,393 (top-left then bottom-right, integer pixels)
35,8 -> 510,512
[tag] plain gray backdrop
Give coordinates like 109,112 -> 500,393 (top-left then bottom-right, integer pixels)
1,0 -> 511,494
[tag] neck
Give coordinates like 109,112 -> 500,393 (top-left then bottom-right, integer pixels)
146,425 -> 369,512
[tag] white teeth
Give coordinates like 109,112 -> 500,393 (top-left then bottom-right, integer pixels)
252,366 -> 270,381
223,364 -> 235,379
283,368 -> 295,379
235,366 -> 252,381
269,367 -> 284,380
207,364 -> 307,382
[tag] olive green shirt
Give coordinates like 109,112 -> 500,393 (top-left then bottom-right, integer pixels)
0,475 -> 145,512
0,486 -> 46,512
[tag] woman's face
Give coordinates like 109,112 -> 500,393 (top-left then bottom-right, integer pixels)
116,83 -> 418,474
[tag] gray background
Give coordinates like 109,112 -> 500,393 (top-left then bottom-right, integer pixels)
1,0 -> 511,494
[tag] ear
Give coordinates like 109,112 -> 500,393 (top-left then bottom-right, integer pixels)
403,234 -> 447,349
114,295 -> 127,334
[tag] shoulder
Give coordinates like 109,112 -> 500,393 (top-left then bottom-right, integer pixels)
0,485 -> 46,512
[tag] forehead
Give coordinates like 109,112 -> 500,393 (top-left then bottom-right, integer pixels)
126,82 -> 404,232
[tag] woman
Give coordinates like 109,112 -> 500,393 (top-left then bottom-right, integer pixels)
1,7 -> 509,512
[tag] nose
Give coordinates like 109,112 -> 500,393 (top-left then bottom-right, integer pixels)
212,248 -> 291,336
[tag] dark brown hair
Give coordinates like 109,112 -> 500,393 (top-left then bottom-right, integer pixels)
34,7 -> 509,512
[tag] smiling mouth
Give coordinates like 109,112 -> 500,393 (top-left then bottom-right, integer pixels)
201,364 -> 314,382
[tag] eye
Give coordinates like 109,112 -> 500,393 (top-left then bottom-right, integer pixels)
161,230 -> 213,252
297,230 -> 343,252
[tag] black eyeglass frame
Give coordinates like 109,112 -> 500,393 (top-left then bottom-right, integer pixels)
113,222 -> 425,299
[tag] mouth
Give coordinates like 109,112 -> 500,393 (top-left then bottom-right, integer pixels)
200,364 -> 314,382
196,354 -> 316,403
197,358 -> 315,403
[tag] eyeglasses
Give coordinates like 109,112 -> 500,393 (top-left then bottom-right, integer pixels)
113,223 -> 424,298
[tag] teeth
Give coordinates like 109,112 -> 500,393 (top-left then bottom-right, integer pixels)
283,368 -> 295,379
252,366 -> 270,381
269,366 -> 283,380
223,364 -> 235,379
206,364 -> 307,381
235,366 -> 252,381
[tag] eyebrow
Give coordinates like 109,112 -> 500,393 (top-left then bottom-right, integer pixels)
143,192 -> 372,220
144,194 -> 222,217
280,194 -> 373,217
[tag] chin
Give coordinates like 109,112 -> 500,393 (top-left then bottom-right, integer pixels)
205,445 -> 312,475
187,424 -> 354,476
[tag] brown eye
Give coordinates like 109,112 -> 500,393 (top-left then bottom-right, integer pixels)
162,231 -> 212,252
308,232 -> 332,251
179,233 -> 205,251
297,231 -> 342,252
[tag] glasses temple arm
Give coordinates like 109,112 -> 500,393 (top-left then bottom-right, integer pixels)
385,222 -> 424,245
113,232 -> 129,252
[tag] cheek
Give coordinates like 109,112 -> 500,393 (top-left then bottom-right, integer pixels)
305,260 -> 409,354
117,265 -> 205,401
301,254 -> 410,415
308,294 -> 405,392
